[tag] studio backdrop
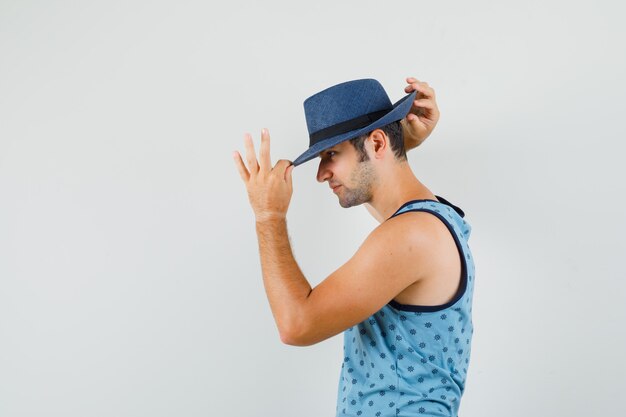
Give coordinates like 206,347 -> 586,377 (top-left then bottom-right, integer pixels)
1,1 -> 624,416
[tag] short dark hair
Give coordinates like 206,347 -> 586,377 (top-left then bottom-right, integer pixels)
348,120 -> 406,162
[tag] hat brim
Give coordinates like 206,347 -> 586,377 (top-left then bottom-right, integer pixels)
292,90 -> 417,167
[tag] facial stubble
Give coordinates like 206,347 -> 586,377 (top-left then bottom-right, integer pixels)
338,160 -> 377,208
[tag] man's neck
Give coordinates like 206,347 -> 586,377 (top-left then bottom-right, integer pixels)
365,161 -> 437,223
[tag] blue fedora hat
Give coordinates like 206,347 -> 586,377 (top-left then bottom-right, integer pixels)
292,79 -> 417,166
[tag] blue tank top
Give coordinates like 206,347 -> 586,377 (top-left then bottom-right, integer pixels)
335,196 -> 475,417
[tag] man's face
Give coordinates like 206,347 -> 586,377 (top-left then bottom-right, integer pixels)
316,140 -> 377,208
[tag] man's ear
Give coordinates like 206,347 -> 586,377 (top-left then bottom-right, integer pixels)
368,129 -> 388,160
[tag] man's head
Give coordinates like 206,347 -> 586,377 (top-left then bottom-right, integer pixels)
316,120 -> 407,208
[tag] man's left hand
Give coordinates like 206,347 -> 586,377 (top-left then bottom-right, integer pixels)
401,77 -> 440,151
233,128 -> 294,222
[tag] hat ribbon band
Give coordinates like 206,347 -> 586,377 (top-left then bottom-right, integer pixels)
309,108 -> 391,147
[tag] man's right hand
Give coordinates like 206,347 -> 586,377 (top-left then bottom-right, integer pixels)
401,77 -> 440,151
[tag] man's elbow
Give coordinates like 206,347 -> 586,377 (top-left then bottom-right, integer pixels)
280,325 -> 315,347
280,330 -> 302,346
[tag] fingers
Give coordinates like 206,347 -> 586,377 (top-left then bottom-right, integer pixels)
408,98 -> 439,121
259,128 -> 271,172
236,131 -> 290,184
243,133 -> 259,175
404,78 -> 439,123
273,159 -> 293,181
232,150 -> 250,181
404,78 -> 436,99
405,82 -> 435,98
412,98 -> 435,110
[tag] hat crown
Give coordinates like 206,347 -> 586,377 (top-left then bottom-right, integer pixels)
303,79 -> 393,137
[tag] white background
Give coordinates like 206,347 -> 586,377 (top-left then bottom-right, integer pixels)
1,1 -> 625,416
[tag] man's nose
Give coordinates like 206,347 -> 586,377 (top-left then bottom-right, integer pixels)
316,160 -> 331,183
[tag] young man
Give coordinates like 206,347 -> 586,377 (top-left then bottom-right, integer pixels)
233,77 -> 475,417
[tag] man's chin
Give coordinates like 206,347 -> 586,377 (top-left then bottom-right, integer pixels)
335,188 -> 371,208
338,198 -> 366,209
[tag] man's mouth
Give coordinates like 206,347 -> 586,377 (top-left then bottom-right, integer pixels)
331,185 -> 341,193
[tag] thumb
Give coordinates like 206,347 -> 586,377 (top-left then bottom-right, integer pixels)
285,163 -> 294,183
407,113 -> 425,128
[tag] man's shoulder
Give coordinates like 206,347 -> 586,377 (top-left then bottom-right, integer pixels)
348,210 -> 451,287
358,210 -> 451,266
364,210 -> 459,285
374,210 -> 451,244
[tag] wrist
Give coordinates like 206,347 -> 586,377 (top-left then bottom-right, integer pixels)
255,213 -> 287,224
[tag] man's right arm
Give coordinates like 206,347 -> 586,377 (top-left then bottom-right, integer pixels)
401,77 -> 440,151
